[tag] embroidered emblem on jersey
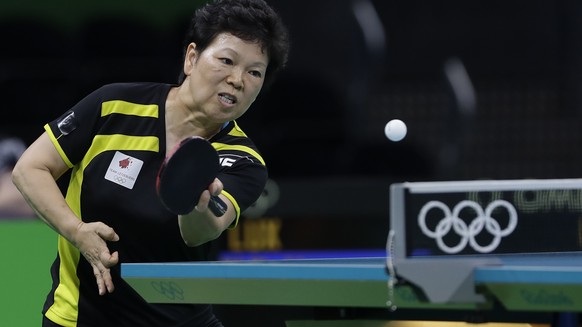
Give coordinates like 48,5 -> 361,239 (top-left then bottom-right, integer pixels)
56,110 -> 78,136
104,151 -> 144,189
219,156 -> 237,167
219,154 -> 254,167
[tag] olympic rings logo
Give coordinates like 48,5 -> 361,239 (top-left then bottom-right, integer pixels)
113,176 -> 126,184
417,200 -> 518,254
151,281 -> 184,300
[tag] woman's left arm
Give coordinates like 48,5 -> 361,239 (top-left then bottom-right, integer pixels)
177,178 -> 236,246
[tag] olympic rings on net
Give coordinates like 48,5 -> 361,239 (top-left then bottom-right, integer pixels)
417,200 -> 518,254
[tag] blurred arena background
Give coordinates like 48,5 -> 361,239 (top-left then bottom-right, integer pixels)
1,0 -> 582,325
3,0 -> 581,181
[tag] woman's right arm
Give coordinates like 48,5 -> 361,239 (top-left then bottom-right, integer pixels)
13,132 -> 82,236
12,132 -> 120,295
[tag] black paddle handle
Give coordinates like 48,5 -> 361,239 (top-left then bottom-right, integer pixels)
209,195 -> 227,217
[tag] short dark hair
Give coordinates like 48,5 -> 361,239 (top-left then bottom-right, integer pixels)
178,0 -> 290,87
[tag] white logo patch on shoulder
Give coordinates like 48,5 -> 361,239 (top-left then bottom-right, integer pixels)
104,151 -> 144,189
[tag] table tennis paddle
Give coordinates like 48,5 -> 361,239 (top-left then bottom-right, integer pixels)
156,136 -> 227,216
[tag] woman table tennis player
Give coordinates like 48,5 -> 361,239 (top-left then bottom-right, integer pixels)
11,0 -> 289,326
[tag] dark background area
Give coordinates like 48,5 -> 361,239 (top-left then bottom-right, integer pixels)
2,1 -> 582,325
3,0 -> 581,182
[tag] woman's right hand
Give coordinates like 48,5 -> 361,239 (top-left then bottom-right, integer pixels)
73,221 -> 120,296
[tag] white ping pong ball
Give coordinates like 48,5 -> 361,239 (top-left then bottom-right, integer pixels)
384,119 -> 407,142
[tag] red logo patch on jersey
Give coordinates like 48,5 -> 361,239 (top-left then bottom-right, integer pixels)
119,158 -> 132,169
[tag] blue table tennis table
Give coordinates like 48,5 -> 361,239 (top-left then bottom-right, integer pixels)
121,252 -> 582,327
122,178 -> 582,326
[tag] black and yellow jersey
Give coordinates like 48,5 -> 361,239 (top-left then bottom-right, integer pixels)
42,82 -> 267,327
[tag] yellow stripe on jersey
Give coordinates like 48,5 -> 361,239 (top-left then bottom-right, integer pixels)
222,190 -> 240,228
46,236 -> 82,326
44,124 -> 74,168
46,154 -> 86,325
212,143 -> 265,166
230,121 -> 249,137
47,134 -> 160,326
87,135 -> 160,160
101,100 -> 159,118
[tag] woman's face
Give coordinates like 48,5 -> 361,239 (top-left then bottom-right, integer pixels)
183,33 -> 269,122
